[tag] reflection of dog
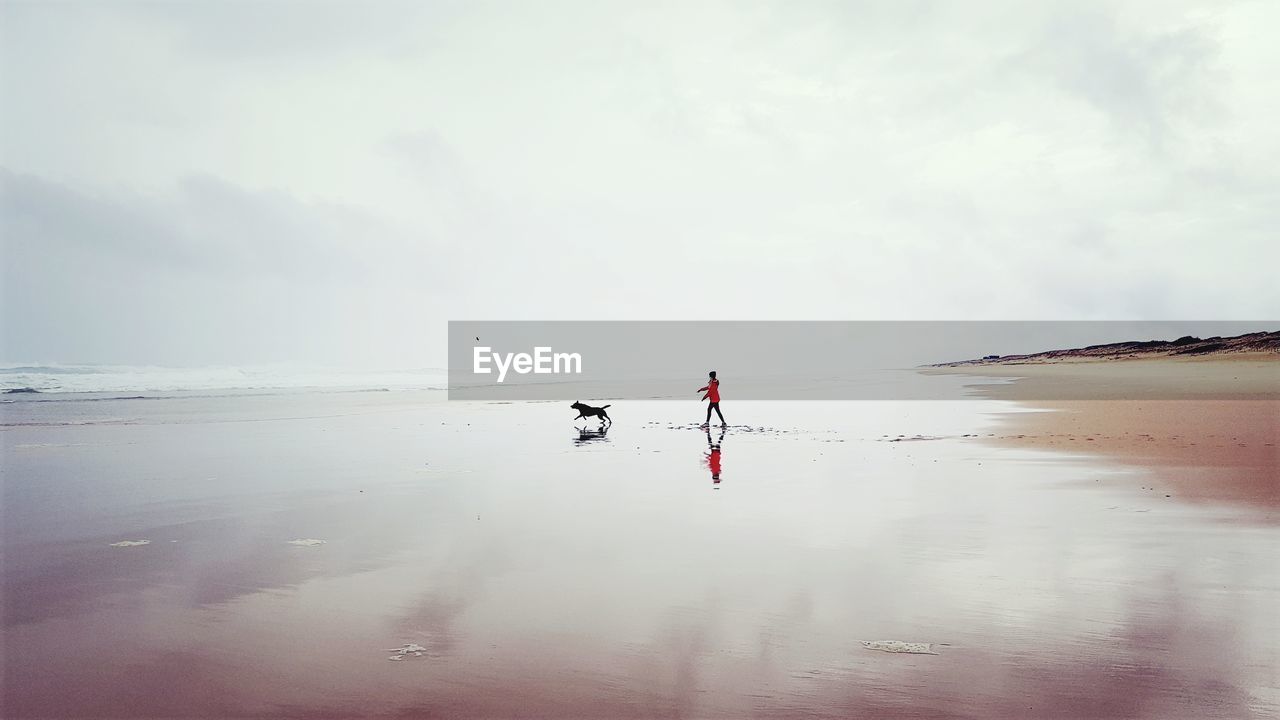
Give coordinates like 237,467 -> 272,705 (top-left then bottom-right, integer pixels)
571,401 -> 612,424
574,425 -> 610,446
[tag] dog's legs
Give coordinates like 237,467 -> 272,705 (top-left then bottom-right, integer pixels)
574,413 -> 584,420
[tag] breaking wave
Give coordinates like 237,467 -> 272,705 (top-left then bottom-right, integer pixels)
0,364 -> 448,397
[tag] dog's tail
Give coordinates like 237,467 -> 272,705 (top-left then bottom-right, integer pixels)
602,405 -> 612,409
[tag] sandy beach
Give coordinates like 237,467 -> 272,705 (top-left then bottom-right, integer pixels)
6,0 -> 1278,715
936,355 -> 1279,516
3,372 -> 1278,719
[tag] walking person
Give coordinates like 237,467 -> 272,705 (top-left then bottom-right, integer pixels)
698,370 -> 726,428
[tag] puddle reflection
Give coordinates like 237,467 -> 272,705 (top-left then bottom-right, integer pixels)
705,427 -> 725,487
573,425 -> 611,446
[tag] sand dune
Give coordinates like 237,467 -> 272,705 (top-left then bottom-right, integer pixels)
936,330 -> 1280,366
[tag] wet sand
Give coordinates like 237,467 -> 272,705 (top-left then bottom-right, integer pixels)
3,388 -> 1278,718
938,356 -> 1279,516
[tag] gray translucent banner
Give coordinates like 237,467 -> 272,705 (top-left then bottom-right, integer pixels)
448,322 -> 1278,401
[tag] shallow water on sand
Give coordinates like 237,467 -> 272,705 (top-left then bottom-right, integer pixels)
2,392 -> 1277,718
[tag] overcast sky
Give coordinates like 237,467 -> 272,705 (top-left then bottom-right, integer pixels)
2,1 -> 1276,367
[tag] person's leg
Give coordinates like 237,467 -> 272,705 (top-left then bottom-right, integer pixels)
705,403 -> 713,424
713,403 -> 725,424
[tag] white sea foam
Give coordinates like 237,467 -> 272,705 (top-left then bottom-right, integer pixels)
286,538 -> 326,547
387,643 -> 428,660
861,640 -> 940,655
108,540 -> 151,547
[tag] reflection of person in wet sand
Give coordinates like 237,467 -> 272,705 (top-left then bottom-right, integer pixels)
705,427 -> 724,486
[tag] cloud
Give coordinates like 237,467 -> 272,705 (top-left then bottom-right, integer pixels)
110,0 -> 442,61
1011,8 -> 1223,148
1,1 -> 1277,364
0,169 -> 449,365
0,169 -> 430,279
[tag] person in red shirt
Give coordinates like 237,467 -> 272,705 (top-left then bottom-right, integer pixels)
698,370 -> 725,427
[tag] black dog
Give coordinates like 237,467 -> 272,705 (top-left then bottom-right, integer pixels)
571,401 -> 612,425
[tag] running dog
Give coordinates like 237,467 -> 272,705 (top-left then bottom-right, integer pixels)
570,401 -> 612,425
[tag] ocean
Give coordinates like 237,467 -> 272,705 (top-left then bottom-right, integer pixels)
0,364 -> 450,396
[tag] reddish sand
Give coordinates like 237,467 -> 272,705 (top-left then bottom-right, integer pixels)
944,356 -> 1280,516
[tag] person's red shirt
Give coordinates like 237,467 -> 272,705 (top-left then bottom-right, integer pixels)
701,378 -> 720,403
